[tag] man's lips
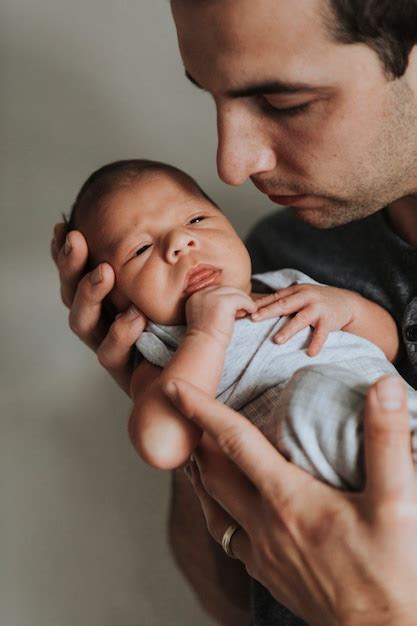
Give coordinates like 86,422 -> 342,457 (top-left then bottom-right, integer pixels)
183,264 -> 222,296
251,180 -> 311,206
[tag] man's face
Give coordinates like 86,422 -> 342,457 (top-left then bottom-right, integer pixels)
171,0 -> 417,227
82,172 -> 252,324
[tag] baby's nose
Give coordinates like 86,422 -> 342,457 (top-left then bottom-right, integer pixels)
166,231 -> 198,263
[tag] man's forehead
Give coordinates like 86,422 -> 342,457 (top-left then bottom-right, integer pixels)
172,0 -> 333,93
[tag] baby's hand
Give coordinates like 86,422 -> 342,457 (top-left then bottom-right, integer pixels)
186,286 -> 257,348
252,283 -> 358,356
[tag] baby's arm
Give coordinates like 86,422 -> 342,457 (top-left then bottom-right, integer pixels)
253,284 -> 399,361
129,287 -> 256,470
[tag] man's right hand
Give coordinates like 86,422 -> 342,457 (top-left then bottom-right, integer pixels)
165,375 -> 417,626
51,223 -> 147,395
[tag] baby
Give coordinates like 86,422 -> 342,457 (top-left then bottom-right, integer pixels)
65,159 -> 417,488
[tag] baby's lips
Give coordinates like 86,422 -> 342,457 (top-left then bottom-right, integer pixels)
183,267 -> 222,297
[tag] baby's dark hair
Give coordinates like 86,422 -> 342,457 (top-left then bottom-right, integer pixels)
64,158 -> 217,237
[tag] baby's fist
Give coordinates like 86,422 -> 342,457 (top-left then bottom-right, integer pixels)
186,286 -> 256,347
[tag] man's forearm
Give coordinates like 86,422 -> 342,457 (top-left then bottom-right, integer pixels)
168,469 -> 251,626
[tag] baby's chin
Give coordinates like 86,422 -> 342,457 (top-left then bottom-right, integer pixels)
147,302 -> 187,327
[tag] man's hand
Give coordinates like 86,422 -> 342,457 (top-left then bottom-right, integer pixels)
163,375 -> 417,626
186,286 -> 257,348
252,284 -> 360,356
51,223 -> 147,394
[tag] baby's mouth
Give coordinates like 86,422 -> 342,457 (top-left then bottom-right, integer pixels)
183,264 -> 222,297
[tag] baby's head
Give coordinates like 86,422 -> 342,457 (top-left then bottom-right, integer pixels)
66,160 -> 252,325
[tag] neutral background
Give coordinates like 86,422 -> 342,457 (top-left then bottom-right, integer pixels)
2,1 -> 276,625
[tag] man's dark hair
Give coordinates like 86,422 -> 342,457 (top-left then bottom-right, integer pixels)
327,0 -> 417,78
65,158 -> 216,234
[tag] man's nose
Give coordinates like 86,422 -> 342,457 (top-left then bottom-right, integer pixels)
165,229 -> 199,264
216,100 -> 277,186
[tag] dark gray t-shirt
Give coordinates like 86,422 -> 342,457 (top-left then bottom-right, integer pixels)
245,207 -> 417,626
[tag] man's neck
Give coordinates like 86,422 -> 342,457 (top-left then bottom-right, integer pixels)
386,195 -> 417,246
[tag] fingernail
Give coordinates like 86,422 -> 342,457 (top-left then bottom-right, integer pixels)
126,305 -> 140,320
376,376 -> 404,410
184,463 -> 192,479
274,335 -> 284,344
252,312 -> 260,320
163,381 -> 179,402
90,265 -> 102,285
115,312 -> 123,320
64,235 -> 72,255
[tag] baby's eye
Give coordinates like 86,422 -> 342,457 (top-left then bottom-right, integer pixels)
133,244 -> 152,257
189,216 -> 206,224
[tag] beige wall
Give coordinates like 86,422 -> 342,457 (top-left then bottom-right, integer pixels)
1,1 -> 275,624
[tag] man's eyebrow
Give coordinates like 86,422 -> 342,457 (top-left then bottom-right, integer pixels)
185,70 -> 317,97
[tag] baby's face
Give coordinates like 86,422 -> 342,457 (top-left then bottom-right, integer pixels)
82,172 -> 252,324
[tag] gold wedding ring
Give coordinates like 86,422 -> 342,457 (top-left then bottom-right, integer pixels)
221,523 -> 240,558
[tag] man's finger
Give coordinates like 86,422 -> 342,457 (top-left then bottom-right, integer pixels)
57,230 -> 90,307
97,306 -> 147,388
193,440 -> 259,527
364,375 -> 414,501
185,460 -> 252,563
68,262 -> 115,350
51,223 -> 67,264
164,379 -> 304,497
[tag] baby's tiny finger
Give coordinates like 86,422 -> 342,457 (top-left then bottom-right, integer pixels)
307,327 -> 328,356
273,312 -> 311,344
253,292 -> 306,321
256,285 -> 298,304
253,302 -> 283,321
236,296 -> 257,318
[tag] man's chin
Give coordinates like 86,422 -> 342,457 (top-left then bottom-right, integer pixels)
291,204 -> 366,229
291,206 -> 340,229
268,193 -> 350,229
